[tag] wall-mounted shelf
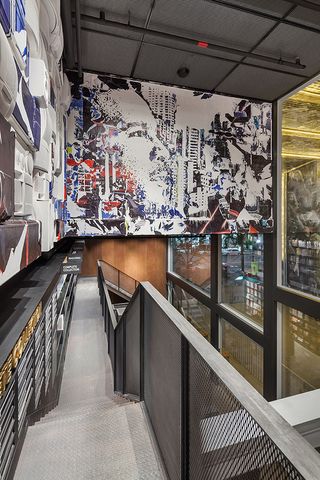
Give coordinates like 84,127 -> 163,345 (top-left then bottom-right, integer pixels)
0,247 -> 78,480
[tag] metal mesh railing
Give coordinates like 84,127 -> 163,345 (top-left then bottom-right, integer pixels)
189,346 -> 303,480
124,294 -> 140,397
97,262 -> 320,480
144,291 -> 182,480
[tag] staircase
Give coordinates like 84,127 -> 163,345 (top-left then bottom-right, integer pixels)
14,397 -> 165,479
13,278 -> 167,480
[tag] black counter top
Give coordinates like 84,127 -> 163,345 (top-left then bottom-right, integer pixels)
0,253 -> 66,367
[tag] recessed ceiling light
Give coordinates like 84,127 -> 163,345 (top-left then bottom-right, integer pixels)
177,67 -> 190,78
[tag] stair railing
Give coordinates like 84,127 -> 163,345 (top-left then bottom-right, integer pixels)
97,260 -> 320,480
99,259 -> 139,298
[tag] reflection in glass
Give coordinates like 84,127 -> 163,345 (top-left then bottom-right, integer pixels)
172,284 -> 211,340
281,82 -> 320,298
281,305 -> 320,398
221,234 -> 264,327
220,318 -> 263,394
170,236 -> 211,292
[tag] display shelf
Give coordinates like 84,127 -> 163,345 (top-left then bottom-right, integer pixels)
244,277 -> 264,320
0,243 -> 80,480
17,341 -> 33,433
0,253 -> 66,369
287,237 -> 320,296
0,377 -> 15,480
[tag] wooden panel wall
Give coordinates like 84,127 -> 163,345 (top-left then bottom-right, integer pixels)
81,238 -> 168,295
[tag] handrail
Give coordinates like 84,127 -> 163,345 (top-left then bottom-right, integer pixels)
141,283 -> 320,480
98,259 -> 139,298
97,261 -> 320,480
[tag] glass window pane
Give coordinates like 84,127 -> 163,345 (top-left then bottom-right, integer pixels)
170,236 -> 211,292
221,234 -> 264,327
281,305 -> 320,398
172,284 -> 211,341
220,318 -> 263,394
281,83 -> 320,298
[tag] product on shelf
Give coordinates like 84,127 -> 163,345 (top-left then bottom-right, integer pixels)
0,112 -> 15,221
14,141 -> 33,217
0,22 -> 18,119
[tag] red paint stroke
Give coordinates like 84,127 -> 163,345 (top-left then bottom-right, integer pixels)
84,159 -> 95,168
67,157 -> 78,166
249,225 -> 259,234
103,201 -> 121,211
228,209 -> 239,217
200,205 -> 219,234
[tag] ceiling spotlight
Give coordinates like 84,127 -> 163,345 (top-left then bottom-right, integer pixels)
177,67 -> 190,78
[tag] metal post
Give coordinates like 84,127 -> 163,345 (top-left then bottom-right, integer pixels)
140,286 -> 145,401
107,308 -> 110,353
123,314 -> 126,394
75,0 -> 83,78
211,235 -> 219,349
181,336 -> 189,480
263,100 -> 278,401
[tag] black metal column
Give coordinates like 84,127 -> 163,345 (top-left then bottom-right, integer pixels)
263,233 -> 277,400
181,336 -> 189,480
210,235 -> 219,349
140,286 -> 145,401
263,100 -> 279,401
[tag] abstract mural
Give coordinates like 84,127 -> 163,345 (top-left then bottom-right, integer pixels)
65,74 -> 273,236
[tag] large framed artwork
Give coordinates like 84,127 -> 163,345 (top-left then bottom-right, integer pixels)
65,74 -> 273,236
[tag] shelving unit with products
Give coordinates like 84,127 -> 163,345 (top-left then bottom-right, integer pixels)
287,308 -> 320,356
281,82 -> 320,298
0,376 -> 15,480
0,251 -> 79,480
221,234 -> 264,327
244,278 -> 264,320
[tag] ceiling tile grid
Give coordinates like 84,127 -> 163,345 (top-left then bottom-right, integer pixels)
65,0 -> 320,101
134,43 -> 237,90
148,0 -> 277,51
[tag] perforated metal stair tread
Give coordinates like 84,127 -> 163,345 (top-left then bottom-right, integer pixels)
38,398 -> 132,426
40,396 -> 129,415
14,402 -> 166,480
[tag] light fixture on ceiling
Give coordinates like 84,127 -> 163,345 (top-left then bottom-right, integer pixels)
177,67 -> 190,78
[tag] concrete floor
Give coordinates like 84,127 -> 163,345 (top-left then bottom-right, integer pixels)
58,277 -> 115,407
14,277 -> 166,480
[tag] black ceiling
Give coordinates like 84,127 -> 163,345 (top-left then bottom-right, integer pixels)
62,0 -> 320,101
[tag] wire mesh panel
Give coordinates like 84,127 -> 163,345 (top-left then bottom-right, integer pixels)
109,318 -> 115,375
125,293 -> 140,397
144,292 -> 182,480
188,345 -> 304,480
115,319 -> 124,393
